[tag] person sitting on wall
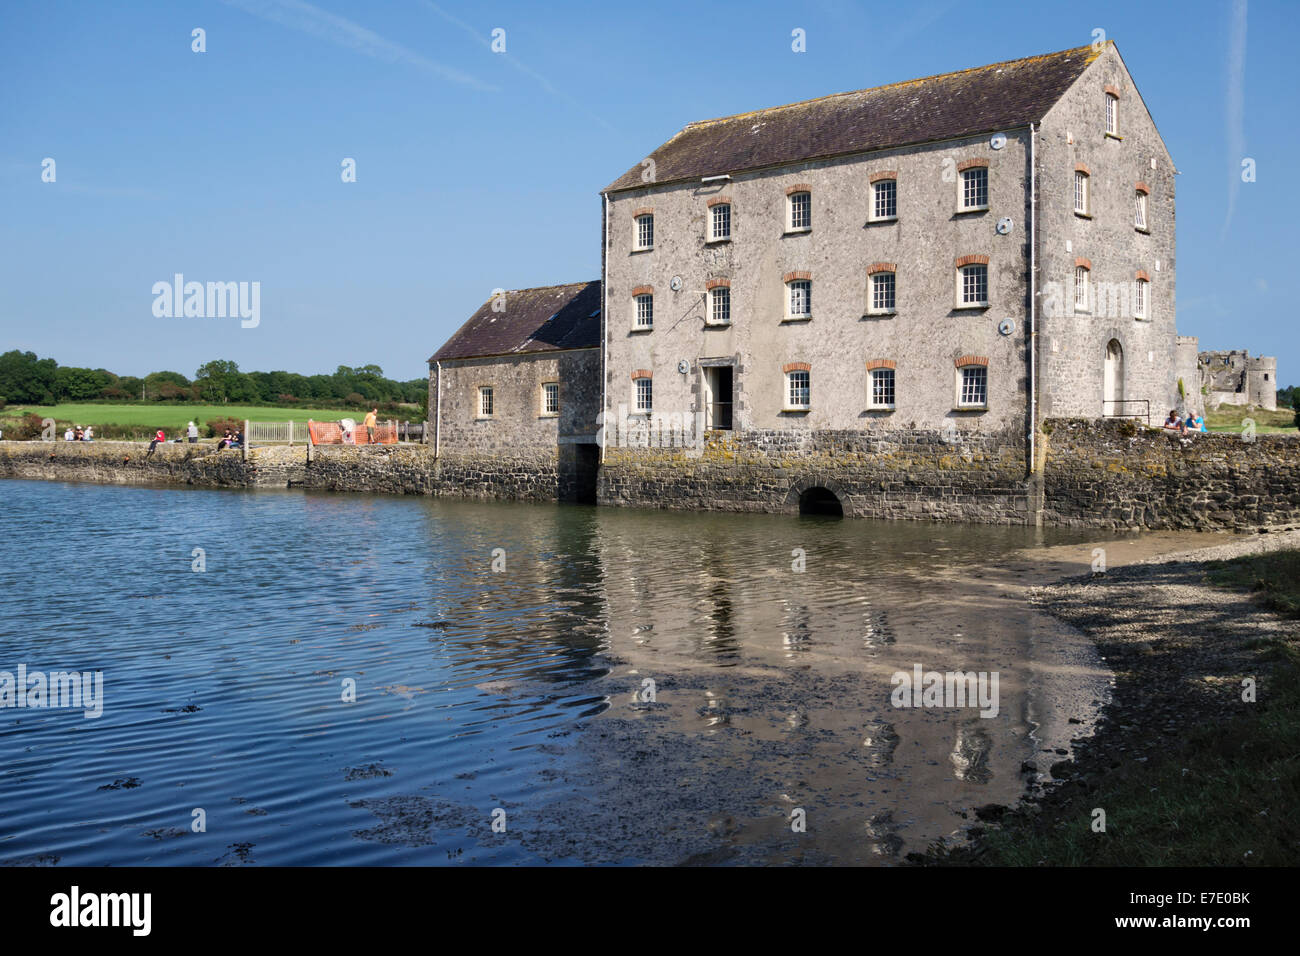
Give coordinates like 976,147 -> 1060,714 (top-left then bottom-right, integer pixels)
1192,413 -> 1207,433
216,429 -> 232,450
230,429 -> 243,449
83,425 -> 93,442
1162,410 -> 1183,433
63,426 -> 74,441
147,429 -> 165,456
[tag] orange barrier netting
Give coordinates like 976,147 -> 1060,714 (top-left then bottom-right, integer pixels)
307,421 -> 398,445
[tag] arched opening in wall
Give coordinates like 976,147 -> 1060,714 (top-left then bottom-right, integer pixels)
1103,339 -> 1125,415
798,486 -> 843,518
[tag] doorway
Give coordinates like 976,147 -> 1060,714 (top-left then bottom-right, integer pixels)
703,366 -> 733,430
1103,339 -> 1124,414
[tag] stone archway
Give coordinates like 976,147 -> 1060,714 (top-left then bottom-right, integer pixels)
1103,338 -> 1125,414
787,477 -> 849,517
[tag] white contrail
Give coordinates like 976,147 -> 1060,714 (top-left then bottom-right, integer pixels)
221,0 -> 497,92
1221,0 -> 1248,242
420,1 -> 616,132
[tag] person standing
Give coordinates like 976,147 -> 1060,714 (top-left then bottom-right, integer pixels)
187,421 -> 198,443
364,407 -> 378,443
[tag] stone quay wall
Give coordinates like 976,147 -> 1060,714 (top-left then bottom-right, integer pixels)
4,420 -> 1299,532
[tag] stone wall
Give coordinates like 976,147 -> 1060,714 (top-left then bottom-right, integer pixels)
598,427 -> 1035,523
5,420 -> 1299,532
1039,419 -> 1300,530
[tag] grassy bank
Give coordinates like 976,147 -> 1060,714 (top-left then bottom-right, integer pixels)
919,546 -> 1300,866
0,401 -> 421,440
1204,405 -> 1297,434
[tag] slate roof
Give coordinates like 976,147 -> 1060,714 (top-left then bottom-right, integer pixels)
604,44 -> 1104,193
430,281 -> 601,362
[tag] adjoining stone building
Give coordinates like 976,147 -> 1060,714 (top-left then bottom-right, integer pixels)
428,281 -> 602,501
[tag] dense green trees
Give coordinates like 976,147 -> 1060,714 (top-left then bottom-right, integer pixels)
0,350 -> 426,408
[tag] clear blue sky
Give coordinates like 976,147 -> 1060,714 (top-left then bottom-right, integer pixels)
1,0 -> 1296,384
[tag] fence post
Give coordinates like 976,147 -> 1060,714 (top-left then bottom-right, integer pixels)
288,420 -> 293,446
243,419 -> 249,461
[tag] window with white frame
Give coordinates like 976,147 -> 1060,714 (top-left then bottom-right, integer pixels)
634,377 -> 653,413
869,272 -> 896,314
1105,93 -> 1119,136
1135,191 -> 1148,230
634,293 -> 654,328
708,286 -> 731,325
871,179 -> 897,220
957,366 -> 988,408
635,214 -> 654,249
787,279 -> 812,318
786,370 -> 810,409
787,191 -> 811,231
478,386 -> 494,417
710,203 -> 731,240
1134,278 -> 1149,319
1074,266 -> 1090,312
959,167 -> 988,211
541,382 -> 559,415
959,264 -> 988,306
868,368 -> 895,409
1074,171 -> 1089,214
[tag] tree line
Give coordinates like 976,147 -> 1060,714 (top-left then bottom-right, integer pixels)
0,350 -> 427,410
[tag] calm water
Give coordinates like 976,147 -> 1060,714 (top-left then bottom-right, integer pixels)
0,479 -> 1154,865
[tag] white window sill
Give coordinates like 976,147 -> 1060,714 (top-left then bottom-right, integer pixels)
866,405 -> 895,412
475,416 -> 494,421
1074,210 -> 1092,219
631,246 -> 654,254
1135,227 -> 1150,234
956,206 -> 989,214
704,320 -> 732,328
539,412 -> 559,419
783,227 -> 811,236
867,216 -> 898,224
954,302 -> 989,310
1105,132 -> 1123,141
866,309 -> 897,318
782,315 -> 812,323
630,325 -> 654,333
706,236 -> 731,244
1074,307 -> 1091,315
782,406 -> 811,413
953,405 -> 988,412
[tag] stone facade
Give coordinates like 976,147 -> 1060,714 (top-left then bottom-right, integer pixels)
1200,349 -> 1278,411
1174,335 -> 1204,416
1035,45 -> 1178,424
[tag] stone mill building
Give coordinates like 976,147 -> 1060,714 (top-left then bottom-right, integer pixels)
429,41 -> 1221,519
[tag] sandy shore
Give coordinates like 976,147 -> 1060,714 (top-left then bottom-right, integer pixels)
916,527 -> 1300,863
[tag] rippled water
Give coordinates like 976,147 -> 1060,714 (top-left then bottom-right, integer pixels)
0,479 -> 1160,865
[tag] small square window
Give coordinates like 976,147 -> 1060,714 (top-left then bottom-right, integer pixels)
708,286 -> 731,325
634,377 -> 652,413
871,179 -> 897,220
478,386 -> 494,417
869,272 -> 896,314
710,203 -> 731,240
958,366 -> 987,408
786,370 -> 810,409
787,279 -> 812,318
634,293 -> 654,328
959,167 -> 988,211
788,191 -> 811,231
635,214 -> 654,250
868,368 -> 895,409
542,382 -> 559,415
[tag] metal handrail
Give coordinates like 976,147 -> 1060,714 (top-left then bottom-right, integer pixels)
1102,399 -> 1150,426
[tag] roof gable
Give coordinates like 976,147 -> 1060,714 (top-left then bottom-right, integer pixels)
430,281 -> 601,362
604,44 -> 1103,193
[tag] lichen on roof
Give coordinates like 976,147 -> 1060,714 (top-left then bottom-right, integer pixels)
604,43 -> 1107,193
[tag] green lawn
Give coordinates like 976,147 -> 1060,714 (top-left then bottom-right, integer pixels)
2,402 -> 381,437
1204,404 -> 1297,434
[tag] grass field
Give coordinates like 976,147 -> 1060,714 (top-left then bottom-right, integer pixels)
1,402 -> 388,438
1204,404 -> 1297,434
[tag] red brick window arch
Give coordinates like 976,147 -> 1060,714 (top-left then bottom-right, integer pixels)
865,359 -> 896,409
1074,257 -> 1092,312
782,362 -> 811,410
